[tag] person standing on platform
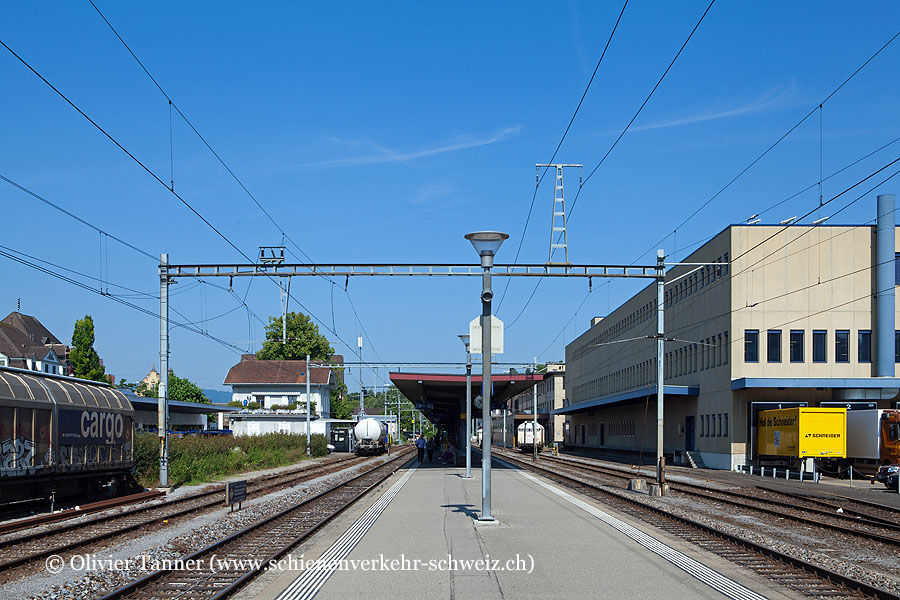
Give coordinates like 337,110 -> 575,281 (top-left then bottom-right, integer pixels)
416,435 -> 426,463
426,437 -> 435,463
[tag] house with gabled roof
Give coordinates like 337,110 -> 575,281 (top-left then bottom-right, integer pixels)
0,312 -> 67,375
223,354 -> 341,417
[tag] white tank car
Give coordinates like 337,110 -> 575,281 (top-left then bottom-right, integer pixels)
516,422 -> 544,453
354,418 -> 387,456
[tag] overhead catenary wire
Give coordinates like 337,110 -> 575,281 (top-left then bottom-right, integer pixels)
627,26 -> 900,266
497,0 -> 629,311
84,6 -> 393,385
511,1 -> 714,330
0,247 -> 245,354
0,37 -> 381,376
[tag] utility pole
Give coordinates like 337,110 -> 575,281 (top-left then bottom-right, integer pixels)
656,250 -> 666,488
536,163 -> 581,265
280,278 -> 290,346
306,353 -> 311,456
533,357 -> 538,462
158,254 -> 170,488
357,335 -> 364,415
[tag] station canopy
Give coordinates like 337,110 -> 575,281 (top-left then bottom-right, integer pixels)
389,372 -> 542,424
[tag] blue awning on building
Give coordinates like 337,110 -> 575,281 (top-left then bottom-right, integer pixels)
552,385 -> 700,415
731,377 -> 900,391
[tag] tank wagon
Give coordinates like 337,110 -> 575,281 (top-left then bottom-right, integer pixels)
353,418 -> 386,456
0,366 -> 135,504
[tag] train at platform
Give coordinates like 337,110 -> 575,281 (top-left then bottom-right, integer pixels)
353,418 -> 387,456
0,365 -> 136,504
515,422 -> 544,453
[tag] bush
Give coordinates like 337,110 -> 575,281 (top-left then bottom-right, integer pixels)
133,431 -> 329,488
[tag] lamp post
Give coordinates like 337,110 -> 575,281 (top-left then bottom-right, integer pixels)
459,334 -> 472,478
465,230 -> 508,522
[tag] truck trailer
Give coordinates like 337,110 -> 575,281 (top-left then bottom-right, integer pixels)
819,409 -> 900,475
756,407 -> 846,468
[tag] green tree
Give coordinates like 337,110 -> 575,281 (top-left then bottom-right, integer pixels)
329,375 -> 353,419
135,372 -> 208,404
169,372 -> 210,404
256,312 -> 334,361
70,315 -> 106,382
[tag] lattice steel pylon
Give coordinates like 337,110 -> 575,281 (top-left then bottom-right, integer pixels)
536,163 -> 581,265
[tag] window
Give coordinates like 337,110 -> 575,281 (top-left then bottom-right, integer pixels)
724,331 -> 729,364
896,253 -> 900,285
767,330 -> 782,363
790,330 -> 805,362
859,330 -> 872,363
700,415 -> 704,437
813,330 -> 827,362
724,413 -> 729,437
717,333 -> 723,366
835,330 -> 850,363
744,330 -> 759,362
717,414 -> 722,436
895,331 -> 900,363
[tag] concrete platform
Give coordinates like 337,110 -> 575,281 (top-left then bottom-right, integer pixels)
240,457 -> 803,600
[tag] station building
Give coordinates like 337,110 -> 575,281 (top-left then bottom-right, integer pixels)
558,195 -> 900,469
491,363 -> 566,445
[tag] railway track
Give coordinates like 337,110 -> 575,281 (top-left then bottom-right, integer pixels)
490,448 -> 899,600
0,490 -> 166,535
98,448 -> 414,600
0,454 -> 368,577
534,452 -> 900,544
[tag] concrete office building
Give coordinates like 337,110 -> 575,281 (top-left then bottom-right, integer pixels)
558,195 -> 900,470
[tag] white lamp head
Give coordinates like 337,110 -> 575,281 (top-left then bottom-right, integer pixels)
465,231 -> 509,257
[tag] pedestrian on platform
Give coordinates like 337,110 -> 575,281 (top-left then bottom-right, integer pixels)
415,435 -> 426,463
426,437 -> 435,463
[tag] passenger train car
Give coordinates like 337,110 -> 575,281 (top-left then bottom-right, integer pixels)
0,365 -> 135,504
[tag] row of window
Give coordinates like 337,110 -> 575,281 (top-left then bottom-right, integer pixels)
744,329 -> 884,363
574,357 -> 659,401
664,254 -> 729,309
666,331 -> 729,378
700,413 -> 728,437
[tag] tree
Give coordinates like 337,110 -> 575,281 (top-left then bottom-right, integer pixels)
135,372 -> 209,404
70,316 -> 106,382
256,312 -> 334,361
329,375 -> 353,419
168,372 -> 209,404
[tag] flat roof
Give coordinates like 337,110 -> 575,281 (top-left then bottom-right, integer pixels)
129,395 -> 237,414
732,377 -> 900,390
552,385 -> 699,415
389,372 -> 542,423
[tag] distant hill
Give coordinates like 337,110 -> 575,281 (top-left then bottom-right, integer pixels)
203,388 -> 233,404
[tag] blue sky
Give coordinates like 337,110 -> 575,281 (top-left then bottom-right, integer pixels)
2,1 -> 899,392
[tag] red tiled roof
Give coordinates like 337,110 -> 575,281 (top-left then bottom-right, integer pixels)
224,355 -> 334,385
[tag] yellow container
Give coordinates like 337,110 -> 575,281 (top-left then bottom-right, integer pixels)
756,407 -> 846,458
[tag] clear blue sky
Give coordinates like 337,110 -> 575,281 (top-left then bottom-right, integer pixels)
2,2 -> 899,392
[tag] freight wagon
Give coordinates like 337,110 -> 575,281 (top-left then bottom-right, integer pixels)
0,366 -> 135,504
755,407 -> 846,469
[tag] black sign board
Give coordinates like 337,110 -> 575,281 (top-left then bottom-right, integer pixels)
225,480 -> 247,511
819,401 -> 878,411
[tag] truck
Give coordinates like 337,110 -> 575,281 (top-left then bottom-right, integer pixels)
819,409 -> 900,475
756,407 -> 846,468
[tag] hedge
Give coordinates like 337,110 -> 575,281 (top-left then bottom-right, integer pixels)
134,431 -> 329,487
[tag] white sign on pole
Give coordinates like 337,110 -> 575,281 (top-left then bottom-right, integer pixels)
469,315 -> 504,354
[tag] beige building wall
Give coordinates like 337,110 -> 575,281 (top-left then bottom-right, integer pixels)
562,221 -> 900,470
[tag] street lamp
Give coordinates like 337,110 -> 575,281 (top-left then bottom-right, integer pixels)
465,230 -> 508,522
459,334 -> 472,479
